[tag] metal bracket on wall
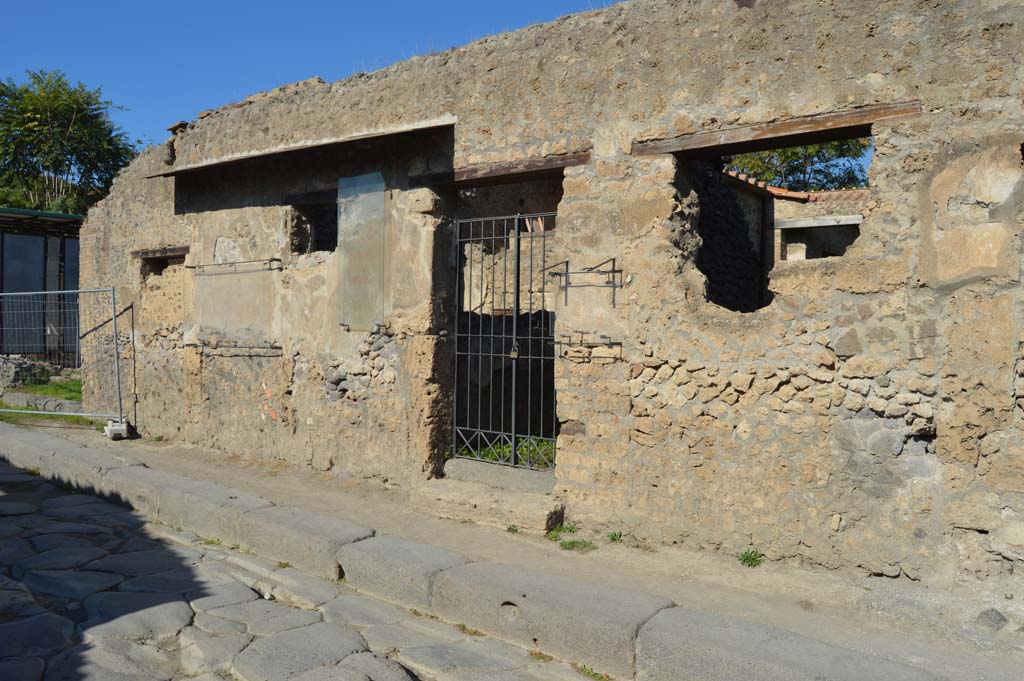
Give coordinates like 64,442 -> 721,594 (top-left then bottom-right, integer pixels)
185,258 -> 283,274
547,258 -> 624,306
556,330 -> 623,349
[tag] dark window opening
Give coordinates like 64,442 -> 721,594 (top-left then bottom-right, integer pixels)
141,255 -> 185,280
290,203 -> 338,254
676,134 -> 872,312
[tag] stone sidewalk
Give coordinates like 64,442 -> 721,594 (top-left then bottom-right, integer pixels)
1,423 -> 1019,680
0,458 -> 586,681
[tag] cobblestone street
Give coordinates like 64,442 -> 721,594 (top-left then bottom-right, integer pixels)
0,459 -> 581,681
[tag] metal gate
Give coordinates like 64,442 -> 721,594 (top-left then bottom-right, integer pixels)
0,288 -> 125,424
452,213 -> 557,470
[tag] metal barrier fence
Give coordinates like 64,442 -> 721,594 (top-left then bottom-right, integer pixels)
0,288 -> 124,424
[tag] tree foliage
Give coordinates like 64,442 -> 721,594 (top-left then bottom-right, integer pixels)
726,138 -> 872,192
0,70 -> 136,214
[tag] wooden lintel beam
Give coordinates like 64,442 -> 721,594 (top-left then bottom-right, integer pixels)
131,246 -> 190,260
631,102 -> 922,157
411,150 -> 591,187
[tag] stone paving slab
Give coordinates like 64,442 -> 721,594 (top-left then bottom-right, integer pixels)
432,561 -> 674,679
179,625 -> 252,675
84,545 -> 204,575
80,592 -> 194,639
231,621 -> 367,681
635,607 -> 940,681
21,569 -> 124,599
0,657 -> 44,681
208,597 -> 321,635
338,534 -> 467,610
237,505 -> 375,579
322,594 -> 413,627
0,612 -> 74,657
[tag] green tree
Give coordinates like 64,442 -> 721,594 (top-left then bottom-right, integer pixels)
726,138 -> 872,192
0,70 -> 136,214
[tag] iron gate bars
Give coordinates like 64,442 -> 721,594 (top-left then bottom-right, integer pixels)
453,213 -> 557,470
0,288 -> 125,423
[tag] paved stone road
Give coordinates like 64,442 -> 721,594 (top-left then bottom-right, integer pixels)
0,459 -> 582,681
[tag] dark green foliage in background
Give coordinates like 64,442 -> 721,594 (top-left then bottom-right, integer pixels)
727,138 -> 872,192
0,70 -> 136,214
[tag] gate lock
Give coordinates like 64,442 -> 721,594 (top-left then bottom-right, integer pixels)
509,343 -> 520,360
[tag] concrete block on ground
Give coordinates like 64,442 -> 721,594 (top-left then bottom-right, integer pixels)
409,479 -> 563,534
337,535 -> 467,610
236,506 -> 374,580
432,561 -> 673,679
443,459 -> 555,494
635,608 -> 938,681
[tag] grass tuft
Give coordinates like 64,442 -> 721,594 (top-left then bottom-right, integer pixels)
545,522 -> 578,542
14,379 -> 82,401
560,539 -> 597,553
506,525 -> 520,534
738,550 -> 764,568
573,663 -> 614,680
0,400 -> 104,431
607,531 -> 622,543
456,623 -> 484,636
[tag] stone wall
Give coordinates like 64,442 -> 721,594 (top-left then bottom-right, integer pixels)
82,0 -> 1024,584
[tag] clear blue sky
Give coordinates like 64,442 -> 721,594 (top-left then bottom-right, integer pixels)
3,1 -> 611,147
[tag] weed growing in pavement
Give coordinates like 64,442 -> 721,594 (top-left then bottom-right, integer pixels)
560,539 -> 597,553
738,550 -> 764,568
546,522 -> 578,541
574,663 -> 613,679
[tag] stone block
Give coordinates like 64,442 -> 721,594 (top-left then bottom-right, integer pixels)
443,458 -> 555,494
636,607 -> 935,681
155,477 -> 272,547
337,536 -> 467,610
409,479 -> 564,534
431,561 -> 673,678
236,506 -> 374,579
230,622 -> 366,681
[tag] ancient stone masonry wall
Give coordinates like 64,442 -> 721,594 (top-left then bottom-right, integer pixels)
82,0 -> 1024,583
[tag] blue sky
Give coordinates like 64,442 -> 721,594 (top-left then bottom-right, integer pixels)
3,1 -> 612,147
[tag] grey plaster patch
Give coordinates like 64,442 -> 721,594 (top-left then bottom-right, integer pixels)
231,621 -> 367,681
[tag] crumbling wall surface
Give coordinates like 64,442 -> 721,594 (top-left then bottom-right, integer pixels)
82,0 -> 1024,583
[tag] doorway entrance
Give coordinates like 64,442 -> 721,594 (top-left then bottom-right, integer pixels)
452,212 -> 557,470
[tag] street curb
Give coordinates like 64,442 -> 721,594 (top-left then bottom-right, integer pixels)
0,424 -> 942,680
